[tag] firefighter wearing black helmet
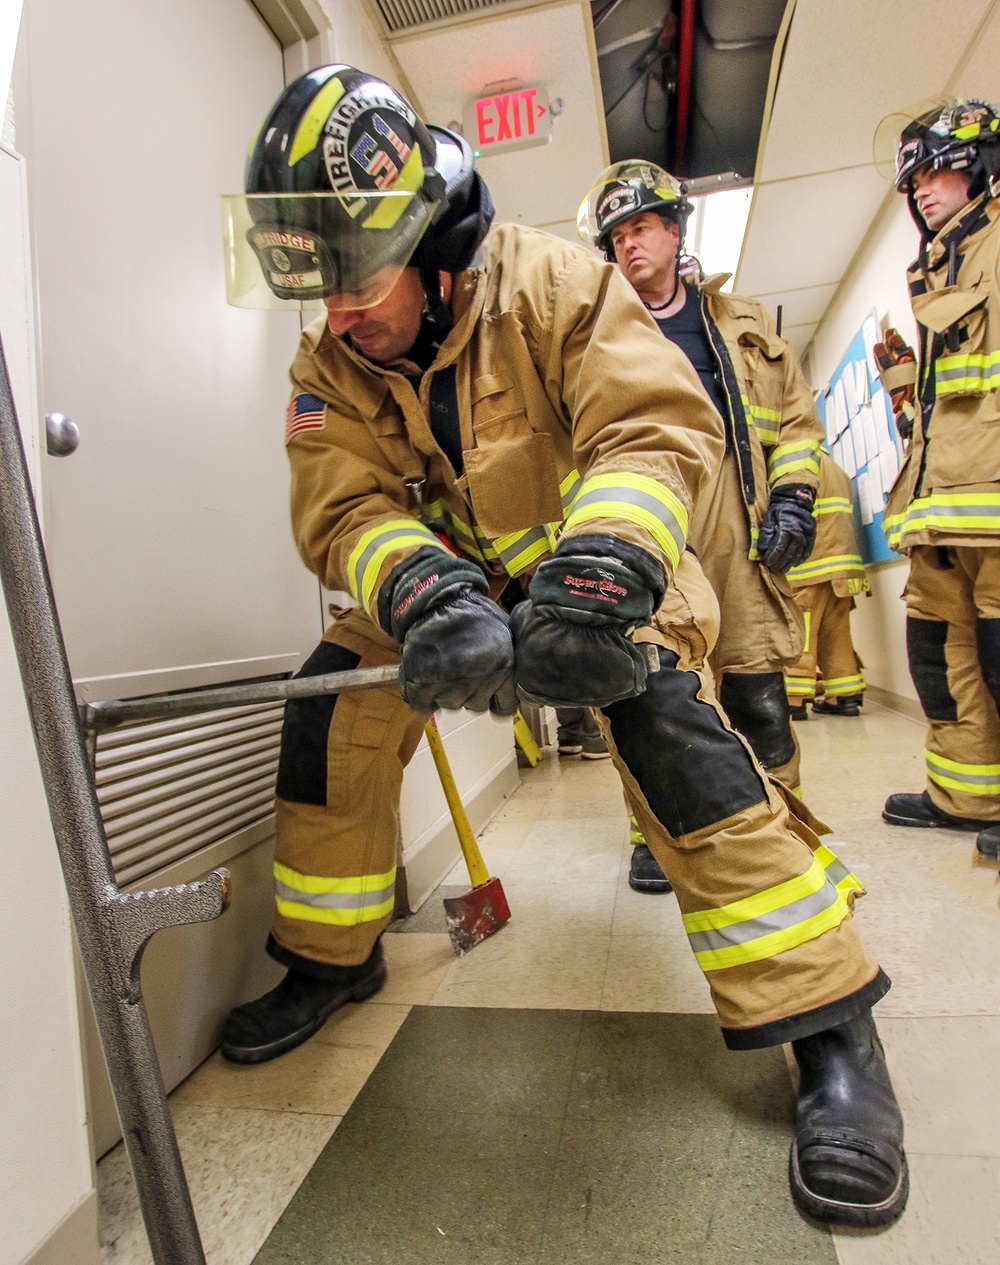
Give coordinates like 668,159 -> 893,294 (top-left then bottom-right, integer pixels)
578,162 -> 824,892
873,98 -> 1000,864
219,65 -> 907,1231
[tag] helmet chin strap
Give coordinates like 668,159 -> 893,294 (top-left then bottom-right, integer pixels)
418,256 -> 453,339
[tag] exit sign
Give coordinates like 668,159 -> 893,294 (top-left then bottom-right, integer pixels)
463,85 -> 553,157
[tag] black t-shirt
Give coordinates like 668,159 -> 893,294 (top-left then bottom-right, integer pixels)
653,286 -> 729,426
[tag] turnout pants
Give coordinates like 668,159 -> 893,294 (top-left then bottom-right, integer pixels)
785,583 -> 865,703
270,554 -> 887,1049
688,451 -> 804,791
905,545 -> 1000,821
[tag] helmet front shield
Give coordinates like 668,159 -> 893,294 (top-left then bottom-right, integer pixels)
873,96 -> 1000,188
222,189 -> 439,309
577,160 -> 690,250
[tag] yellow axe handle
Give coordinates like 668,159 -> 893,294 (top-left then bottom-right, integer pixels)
423,715 -> 491,888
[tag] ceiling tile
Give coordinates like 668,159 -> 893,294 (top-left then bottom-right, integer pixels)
392,2 -> 606,228
758,0 -> 993,183
750,283 -> 840,330
736,166 -> 887,295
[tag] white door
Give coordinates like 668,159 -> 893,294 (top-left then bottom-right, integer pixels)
14,0 -> 323,1154
17,0 -> 319,690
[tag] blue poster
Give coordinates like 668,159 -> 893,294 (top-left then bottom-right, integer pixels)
814,310 -> 905,565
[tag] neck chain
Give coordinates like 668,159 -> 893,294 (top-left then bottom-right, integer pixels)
643,270 -> 681,314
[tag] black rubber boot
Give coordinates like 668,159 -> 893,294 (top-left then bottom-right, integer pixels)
882,789 -> 995,831
628,844 -> 673,894
976,823 -> 1000,859
812,694 -> 862,716
788,702 -> 809,721
221,941 -> 386,1064
790,1010 -> 908,1228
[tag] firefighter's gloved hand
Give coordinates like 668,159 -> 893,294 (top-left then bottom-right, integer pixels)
873,328 -> 917,440
511,534 -> 666,709
379,548 -> 517,715
758,484 -> 817,574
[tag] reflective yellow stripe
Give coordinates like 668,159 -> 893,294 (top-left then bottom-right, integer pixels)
814,496 -> 853,515
288,77 -> 345,166
767,439 -> 822,484
785,673 -> 815,697
787,553 -> 866,583
421,498 -> 497,562
273,862 -> 397,927
740,392 -> 780,444
362,145 -> 425,230
823,672 -> 864,696
683,849 -> 860,972
347,518 -> 448,615
926,750 -> 1000,795
935,350 -> 1000,395
560,468 -> 583,511
563,472 -> 688,570
492,524 -> 555,576
628,814 -> 645,844
884,493 -> 1000,548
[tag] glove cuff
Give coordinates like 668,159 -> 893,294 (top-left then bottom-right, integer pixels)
553,533 -> 667,608
768,483 -> 816,513
378,547 -> 489,640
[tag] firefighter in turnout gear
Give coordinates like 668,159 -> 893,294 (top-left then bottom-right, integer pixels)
873,97 -> 1000,861
221,66 -> 908,1228
785,452 -> 868,718
578,162 -> 823,892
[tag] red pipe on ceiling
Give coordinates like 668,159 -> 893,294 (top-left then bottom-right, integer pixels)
674,0 -> 695,172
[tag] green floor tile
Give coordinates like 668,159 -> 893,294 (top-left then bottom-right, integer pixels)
253,1008 -> 836,1265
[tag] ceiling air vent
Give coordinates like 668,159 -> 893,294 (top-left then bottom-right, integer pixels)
372,0 -> 526,37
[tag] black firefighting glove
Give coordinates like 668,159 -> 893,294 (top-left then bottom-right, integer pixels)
873,328 -> 917,440
379,548 -> 517,716
757,483 -> 817,574
510,534 -> 666,709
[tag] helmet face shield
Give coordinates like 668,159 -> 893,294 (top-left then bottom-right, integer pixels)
874,97 -> 1000,189
222,190 -> 438,309
578,161 -> 690,253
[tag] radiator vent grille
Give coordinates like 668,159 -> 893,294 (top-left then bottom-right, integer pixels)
373,0 -> 517,36
95,701 -> 284,887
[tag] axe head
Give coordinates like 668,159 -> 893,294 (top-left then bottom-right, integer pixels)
443,876 -> 511,956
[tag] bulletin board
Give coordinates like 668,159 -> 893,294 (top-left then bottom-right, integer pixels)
814,309 -> 906,565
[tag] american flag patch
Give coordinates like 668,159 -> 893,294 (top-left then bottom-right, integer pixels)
285,393 -> 326,444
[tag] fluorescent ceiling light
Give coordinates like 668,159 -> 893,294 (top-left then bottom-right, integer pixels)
687,186 -> 753,291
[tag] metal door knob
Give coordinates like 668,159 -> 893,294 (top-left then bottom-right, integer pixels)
45,412 -> 80,456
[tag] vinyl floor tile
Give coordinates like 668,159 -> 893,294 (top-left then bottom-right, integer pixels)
600,933 -> 716,1014
430,928 -> 611,1010
171,1002 -> 411,1118
831,1153 -> 1000,1265
99,1104 -> 336,1265
872,1015 -> 1000,1157
377,932 -> 458,1005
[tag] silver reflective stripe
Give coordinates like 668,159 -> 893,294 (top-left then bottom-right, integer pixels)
496,525 -> 550,566
274,878 -> 396,911
351,523 -> 437,594
685,877 -> 840,955
569,485 -> 686,558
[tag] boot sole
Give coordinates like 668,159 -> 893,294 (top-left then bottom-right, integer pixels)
789,1141 -> 909,1229
628,875 -> 673,894
977,834 -> 1000,859
881,808 -> 987,831
220,962 -> 387,1065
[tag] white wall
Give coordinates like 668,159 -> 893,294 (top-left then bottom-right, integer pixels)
808,193 -> 923,705
0,126 -> 97,1265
